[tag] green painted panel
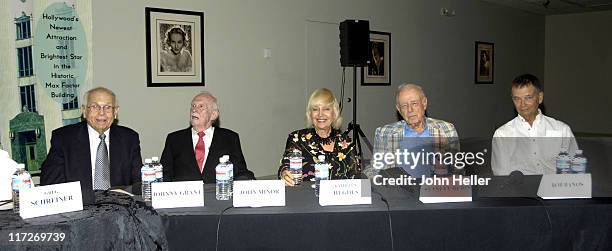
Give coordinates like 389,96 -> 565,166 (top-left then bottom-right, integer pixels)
9,112 -> 47,174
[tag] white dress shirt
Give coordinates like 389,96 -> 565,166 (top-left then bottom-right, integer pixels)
88,125 -> 110,182
491,110 -> 578,175
192,126 -> 214,167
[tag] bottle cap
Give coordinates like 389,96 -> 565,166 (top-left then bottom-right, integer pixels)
222,154 -> 229,161
318,155 -> 325,162
145,158 -> 152,164
152,156 -> 159,162
16,163 -> 25,170
575,149 -> 583,155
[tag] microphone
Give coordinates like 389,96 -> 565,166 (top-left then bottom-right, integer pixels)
509,170 -> 524,179
500,170 -> 524,190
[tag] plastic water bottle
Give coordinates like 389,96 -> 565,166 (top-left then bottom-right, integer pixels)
314,155 -> 330,197
571,149 -> 587,174
12,164 -> 32,214
288,149 -> 303,185
222,155 -> 234,196
555,150 -> 571,174
152,156 -> 163,182
216,157 -> 231,200
141,159 -> 156,201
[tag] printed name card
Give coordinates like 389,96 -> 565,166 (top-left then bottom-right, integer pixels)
233,180 -> 285,208
151,181 -> 204,209
319,179 -> 372,206
20,181 -> 83,219
419,183 -> 472,204
537,173 -> 591,199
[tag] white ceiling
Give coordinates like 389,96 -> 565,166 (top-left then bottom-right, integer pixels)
482,0 -> 612,15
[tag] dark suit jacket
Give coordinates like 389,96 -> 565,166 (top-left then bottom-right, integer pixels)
40,121 -> 143,190
161,127 -> 254,183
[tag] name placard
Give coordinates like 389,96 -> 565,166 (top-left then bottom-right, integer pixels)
419,183 -> 472,204
20,181 -> 83,219
319,179 -> 372,206
233,180 -> 285,208
151,181 -> 204,209
537,174 -> 591,199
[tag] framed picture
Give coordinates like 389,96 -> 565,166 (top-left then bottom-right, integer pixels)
475,41 -> 494,84
362,31 -> 391,86
146,8 -> 204,87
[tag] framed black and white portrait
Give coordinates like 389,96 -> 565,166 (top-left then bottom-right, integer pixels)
475,41 -> 494,84
362,31 -> 391,86
146,7 -> 204,87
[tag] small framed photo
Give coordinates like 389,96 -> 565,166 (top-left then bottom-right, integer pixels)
362,31 -> 391,86
475,41 -> 494,84
146,7 -> 204,87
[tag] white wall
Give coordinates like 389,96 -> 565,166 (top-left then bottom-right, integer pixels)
545,10 -> 612,135
92,0 -> 545,177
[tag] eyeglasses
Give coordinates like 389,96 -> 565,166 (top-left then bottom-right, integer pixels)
87,104 -> 115,113
397,101 -> 422,110
512,95 -> 537,104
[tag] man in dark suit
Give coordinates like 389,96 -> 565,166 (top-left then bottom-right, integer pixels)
40,87 -> 142,190
161,92 -> 254,183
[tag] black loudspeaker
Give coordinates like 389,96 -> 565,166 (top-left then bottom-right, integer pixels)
339,20 -> 370,67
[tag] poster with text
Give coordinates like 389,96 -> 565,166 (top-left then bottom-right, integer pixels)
0,0 -> 93,173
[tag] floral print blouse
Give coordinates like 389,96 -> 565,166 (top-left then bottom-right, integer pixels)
278,128 -> 361,181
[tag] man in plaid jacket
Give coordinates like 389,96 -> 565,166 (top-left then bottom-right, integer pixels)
365,83 -> 460,178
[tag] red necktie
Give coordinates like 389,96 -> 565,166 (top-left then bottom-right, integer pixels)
195,131 -> 206,173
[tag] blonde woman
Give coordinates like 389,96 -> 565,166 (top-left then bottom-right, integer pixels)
278,88 -> 361,186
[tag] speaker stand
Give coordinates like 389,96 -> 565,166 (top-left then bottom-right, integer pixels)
347,66 -> 373,162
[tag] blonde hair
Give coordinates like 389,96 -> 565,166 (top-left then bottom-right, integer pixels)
305,88 -> 343,129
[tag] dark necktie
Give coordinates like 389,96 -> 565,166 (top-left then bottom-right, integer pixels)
93,134 -> 110,190
195,132 -> 206,173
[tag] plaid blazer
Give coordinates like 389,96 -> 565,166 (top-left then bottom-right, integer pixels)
365,118 -> 460,177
